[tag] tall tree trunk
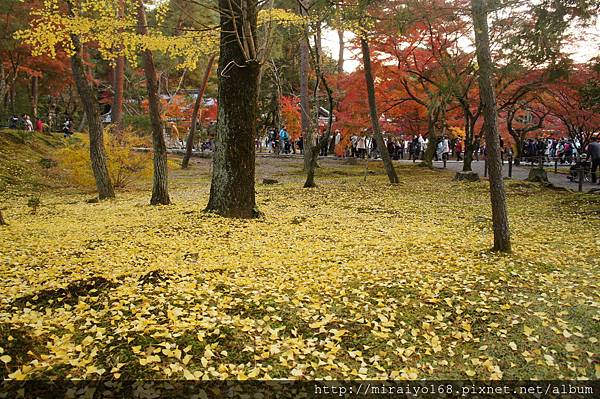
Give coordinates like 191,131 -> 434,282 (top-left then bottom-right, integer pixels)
471,0 -> 511,252
337,29 -> 345,74
0,64 -> 6,111
137,2 -> 170,205
112,0 -> 126,131
303,18 -> 325,187
423,111 -> 438,168
31,76 -> 39,118
360,36 -> 399,184
462,115 -> 475,171
10,83 -> 16,115
304,32 -> 334,188
304,83 -> 333,188
112,57 -> 125,130
299,1 -> 311,172
182,54 -> 215,169
65,0 -> 114,199
206,0 -> 260,218
69,35 -> 115,199
514,136 -> 523,165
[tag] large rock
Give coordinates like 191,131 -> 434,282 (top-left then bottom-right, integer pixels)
527,168 -> 548,183
454,171 -> 480,182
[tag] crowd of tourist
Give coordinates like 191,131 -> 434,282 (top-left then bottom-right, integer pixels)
6,114 -> 597,184
519,137 -> 582,164
7,114 -> 73,137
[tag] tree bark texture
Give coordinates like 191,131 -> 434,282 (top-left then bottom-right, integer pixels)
360,36 -> 399,184
69,34 -> 115,199
471,0 -> 511,252
462,115 -> 477,172
299,1 -> 311,172
111,0 -> 126,131
137,2 -> 170,205
304,71 -> 334,188
206,0 -> 260,218
112,56 -> 125,130
182,54 -> 215,169
423,104 -> 443,168
337,29 -> 344,75
31,76 -> 39,118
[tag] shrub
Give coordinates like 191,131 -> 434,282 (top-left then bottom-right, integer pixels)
122,115 -> 152,135
56,128 -> 153,189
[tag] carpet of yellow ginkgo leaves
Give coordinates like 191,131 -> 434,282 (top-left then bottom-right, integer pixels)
0,161 -> 599,381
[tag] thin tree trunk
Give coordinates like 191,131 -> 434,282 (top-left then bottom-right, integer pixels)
182,54 -> 216,169
337,29 -> 344,74
66,1 -> 115,199
471,0 -> 511,252
514,137 -> 523,165
31,76 -> 39,118
0,210 -> 7,226
423,111 -> 438,168
112,57 -> 125,130
303,18 -> 326,187
0,64 -> 6,111
137,2 -> 170,205
206,0 -> 260,218
462,115 -> 475,171
10,83 -> 16,114
112,0 -> 126,131
360,36 -> 399,184
299,1 -> 311,172
304,56 -> 334,188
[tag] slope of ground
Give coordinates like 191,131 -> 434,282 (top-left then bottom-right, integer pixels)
1,155 -> 598,383
0,129 -> 70,199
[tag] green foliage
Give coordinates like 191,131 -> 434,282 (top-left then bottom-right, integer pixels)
123,115 -> 153,134
497,0 -> 600,66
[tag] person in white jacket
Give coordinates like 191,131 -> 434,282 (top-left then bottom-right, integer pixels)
441,136 -> 450,161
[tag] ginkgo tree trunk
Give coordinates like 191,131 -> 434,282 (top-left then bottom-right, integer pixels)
137,1 -> 170,205
66,1 -> 115,200
206,0 -> 260,218
471,0 -> 511,252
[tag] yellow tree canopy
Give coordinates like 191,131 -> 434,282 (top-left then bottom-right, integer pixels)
16,0 -> 304,70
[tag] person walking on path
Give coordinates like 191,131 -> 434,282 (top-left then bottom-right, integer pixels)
587,136 -> 600,184
441,136 -> 450,161
357,135 -> 367,159
455,139 -> 463,161
279,126 -> 289,154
